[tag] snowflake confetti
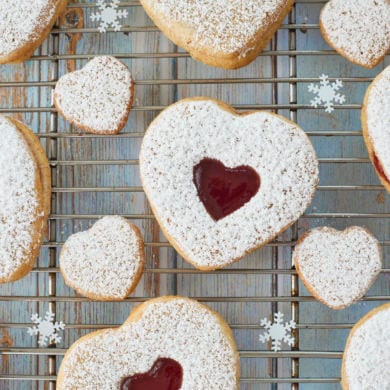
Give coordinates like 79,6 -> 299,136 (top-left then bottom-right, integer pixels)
27,311 -> 65,347
308,74 -> 346,113
259,311 -> 296,352
90,0 -> 128,33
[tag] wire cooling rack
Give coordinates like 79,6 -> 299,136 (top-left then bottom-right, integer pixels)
0,1 -> 389,389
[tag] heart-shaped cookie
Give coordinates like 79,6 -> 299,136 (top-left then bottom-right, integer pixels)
54,56 -> 134,134
140,98 -> 319,270
59,216 -> 145,301
362,65 -> 390,193
342,303 -> 390,390
140,0 -> 295,69
57,296 -> 240,389
293,227 -> 382,310
0,0 -> 68,64
0,115 -> 51,283
320,0 -> 390,68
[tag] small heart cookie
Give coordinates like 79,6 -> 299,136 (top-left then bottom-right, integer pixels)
0,0 -> 68,64
0,115 -> 51,283
293,227 -> 382,310
342,303 -> 390,389
140,0 -> 295,69
320,0 -> 390,68
140,98 -> 319,270
57,296 -> 239,389
60,216 -> 145,300
362,65 -> 390,193
54,56 -> 134,134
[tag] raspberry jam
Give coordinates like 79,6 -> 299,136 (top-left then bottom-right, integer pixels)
193,158 -> 261,221
120,358 -> 183,390
373,154 -> 390,184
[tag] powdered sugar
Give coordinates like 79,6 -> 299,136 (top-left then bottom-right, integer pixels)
365,66 -> 390,180
321,0 -> 390,67
60,216 -> 144,300
343,304 -> 390,389
140,99 -> 318,269
0,0 -> 57,57
58,297 -> 238,389
54,56 -> 133,134
0,116 -> 41,281
293,227 -> 382,309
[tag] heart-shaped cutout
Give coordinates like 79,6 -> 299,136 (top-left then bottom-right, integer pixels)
293,227 -> 382,310
140,98 -> 318,270
362,65 -> 390,193
57,297 -> 239,389
140,0 -> 295,69
320,0 -> 390,68
59,216 -> 145,300
54,56 -> 134,134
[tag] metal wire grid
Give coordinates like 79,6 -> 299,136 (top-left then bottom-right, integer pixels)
0,0 -> 389,389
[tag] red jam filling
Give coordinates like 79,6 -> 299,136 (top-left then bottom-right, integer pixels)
193,158 -> 261,221
120,358 -> 183,390
373,153 -> 390,184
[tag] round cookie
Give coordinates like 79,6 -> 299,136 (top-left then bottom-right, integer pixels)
57,296 -> 240,389
54,56 -> 134,135
342,303 -> 390,389
140,0 -> 295,69
140,97 -> 319,270
0,115 -> 51,283
320,0 -> 390,68
0,0 -> 68,64
60,216 -> 145,301
293,227 -> 382,310
362,65 -> 390,193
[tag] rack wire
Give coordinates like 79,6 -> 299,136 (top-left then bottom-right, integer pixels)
0,1 -> 389,389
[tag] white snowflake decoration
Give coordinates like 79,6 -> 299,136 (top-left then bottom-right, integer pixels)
259,311 -> 296,352
90,0 -> 128,33
308,74 -> 346,113
27,311 -> 65,347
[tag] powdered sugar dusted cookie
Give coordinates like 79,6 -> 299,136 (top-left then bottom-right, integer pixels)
362,65 -> 390,193
60,216 -> 145,301
140,0 -> 295,69
57,296 -> 239,389
320,0 -> 390,68
0,0 -> 68,64
342,303 -> 390,389
140,98 -> 319,270
0,115 -> 51,283
54,56 -> 134,134
293,227 -> 382,310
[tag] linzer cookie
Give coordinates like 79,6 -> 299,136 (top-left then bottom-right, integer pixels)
293,227 -> 382,310
0,0 -> 68,64
140,0 -> 295,69
140,98 -> 319,270
362,65 -> 390,193
320,0 -> 390,68
59,216 -> 145,301
54,56 -> 134,134
0,115 -> 51,283
342,303 -> 390,389
57,296 -> 239,389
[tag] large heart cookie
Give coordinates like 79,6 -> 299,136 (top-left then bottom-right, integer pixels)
57,297 -> 239,389
320,0 -> 390,68
0,0 -> 68,64
60,216 -> 145,301
342,303 -> 390,389
140,0 -> 295,69
0,115 -> 51,283
54,56 -> 134,134
140,98 -> 319,270
362,65 -> 390,193
293,227 -> 382,310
